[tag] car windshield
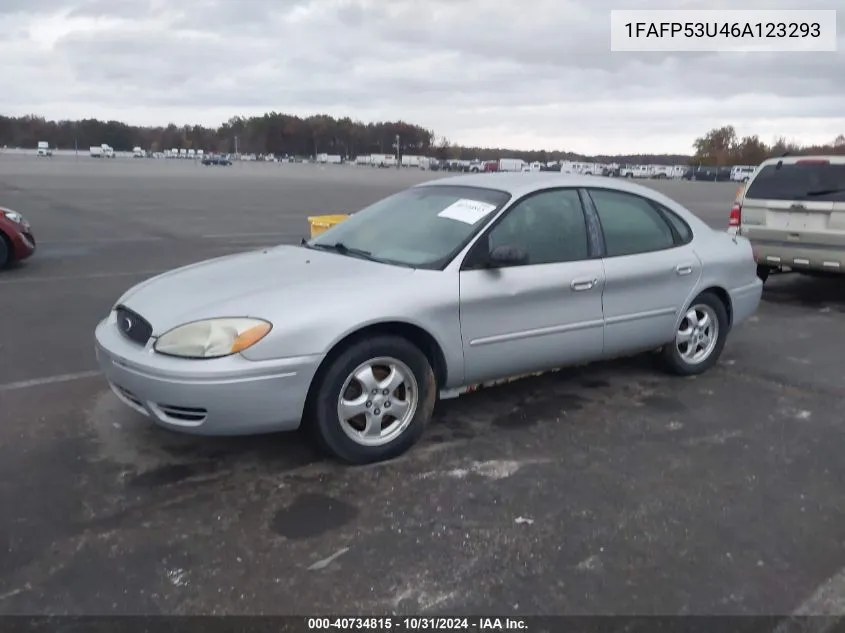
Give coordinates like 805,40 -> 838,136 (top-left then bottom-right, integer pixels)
306,185 -> 511,268
745,162 -> 845,201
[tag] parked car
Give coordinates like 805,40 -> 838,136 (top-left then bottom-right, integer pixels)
95,173 -> 762,465
0,206 -> 36,268
201,155 -> 232,166
684,166 -> 733,182
730,155 -> 845,282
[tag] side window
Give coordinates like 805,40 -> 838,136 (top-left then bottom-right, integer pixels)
657,204 -> 693,243
589,189 -> 675,257
486,189 -> 589,266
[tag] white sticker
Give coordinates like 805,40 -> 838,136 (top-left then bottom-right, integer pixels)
437,199 -> 497,225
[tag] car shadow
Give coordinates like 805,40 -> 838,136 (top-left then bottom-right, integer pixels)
762,273 -> 845,311
117,354 -> 661,488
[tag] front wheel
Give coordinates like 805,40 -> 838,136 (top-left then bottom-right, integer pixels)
659,292 -> 729,376
309,336 -> 437,464
0,232 -> 9,268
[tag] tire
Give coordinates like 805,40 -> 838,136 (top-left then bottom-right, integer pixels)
0,231 -> 10,268
659,292 -> 729,377
309,335 -> 437,465
756,265 -> 770,283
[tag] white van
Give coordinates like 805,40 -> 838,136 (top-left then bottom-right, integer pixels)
730,165 -> 757,182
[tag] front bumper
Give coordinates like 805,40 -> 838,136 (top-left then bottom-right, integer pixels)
9,225 -> 36,261
94,318 -> 322,435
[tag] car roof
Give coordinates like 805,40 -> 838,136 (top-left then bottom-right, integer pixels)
758,154 -> 845,166
414,172 -> 664,199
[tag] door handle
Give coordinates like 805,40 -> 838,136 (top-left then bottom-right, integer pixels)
571,278 -> 597,291
675,264 -> 693,276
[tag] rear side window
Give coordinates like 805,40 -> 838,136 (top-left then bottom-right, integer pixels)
589,189 -> 675,257
745,163 -> 845,201
657,205 -> 693,243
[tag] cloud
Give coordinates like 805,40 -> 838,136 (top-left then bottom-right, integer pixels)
0,0 -> 842,154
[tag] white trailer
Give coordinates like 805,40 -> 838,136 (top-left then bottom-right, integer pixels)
90,146 -> 103,158
187,149 -> 196,159
132,146 -> 144,158
37,141 -> 52,157
401,155 -> 421,168
620,164 -> 649,178
370,154 -> 395,168
498,158 -> 526,172
355,155 -> 371,166
325,154 -> 342,164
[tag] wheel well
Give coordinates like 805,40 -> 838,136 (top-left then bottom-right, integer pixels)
303,321 -> 448,414
699,286 -> 733,328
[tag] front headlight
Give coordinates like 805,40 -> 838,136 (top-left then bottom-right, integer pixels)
2,210 -> 24,224
154,318 -> 272,359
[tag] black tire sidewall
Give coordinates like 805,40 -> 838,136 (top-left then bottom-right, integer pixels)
311,335 -> 436,465
0,232 -> 9,268
661,292 -> 729,376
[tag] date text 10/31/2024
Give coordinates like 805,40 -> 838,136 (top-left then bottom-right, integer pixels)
307,617 -> 528,630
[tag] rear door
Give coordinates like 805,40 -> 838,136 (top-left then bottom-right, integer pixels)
585,187 -> 702,358
740,158 -> 845,258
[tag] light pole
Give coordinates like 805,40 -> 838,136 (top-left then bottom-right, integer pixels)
393,134 -> 400,169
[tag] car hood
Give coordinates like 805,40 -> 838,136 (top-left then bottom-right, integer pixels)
118,245 -> 414,334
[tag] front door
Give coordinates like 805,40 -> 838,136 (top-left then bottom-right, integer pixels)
458,188 -> 606,385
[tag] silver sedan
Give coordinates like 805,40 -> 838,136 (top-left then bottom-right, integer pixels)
94,173 -> 763,464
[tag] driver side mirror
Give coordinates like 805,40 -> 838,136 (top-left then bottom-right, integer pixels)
487,244 -> 528,268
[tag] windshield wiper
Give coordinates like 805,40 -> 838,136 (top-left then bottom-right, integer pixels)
805,187 -> 845,197
307,241 -> 377,260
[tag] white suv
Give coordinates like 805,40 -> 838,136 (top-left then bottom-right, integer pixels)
729,155 -> 845,282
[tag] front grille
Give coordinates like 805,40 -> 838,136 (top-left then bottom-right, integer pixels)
114,305 -> 153,345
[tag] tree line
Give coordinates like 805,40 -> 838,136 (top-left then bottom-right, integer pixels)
1,113 -> 843,165
692,126 -> 845,166
0,112 -> 691,164
0,113 -> 436,159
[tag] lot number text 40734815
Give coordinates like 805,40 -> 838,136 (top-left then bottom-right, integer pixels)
610,9 -> 837,52
306,617 -> 528,630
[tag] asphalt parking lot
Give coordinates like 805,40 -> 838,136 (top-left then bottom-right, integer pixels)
2,156 -> 845,617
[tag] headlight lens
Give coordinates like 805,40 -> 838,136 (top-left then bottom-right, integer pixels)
154,318 -> 272,359
2,210 -> 24,224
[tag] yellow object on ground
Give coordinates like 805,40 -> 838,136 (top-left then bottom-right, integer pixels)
308,214 -> 349,238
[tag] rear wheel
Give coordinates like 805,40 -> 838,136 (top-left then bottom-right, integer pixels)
659,292 -> 729,376
309,336 -> 437,465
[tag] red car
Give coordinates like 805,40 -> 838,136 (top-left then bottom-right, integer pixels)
0,206 -> 36,268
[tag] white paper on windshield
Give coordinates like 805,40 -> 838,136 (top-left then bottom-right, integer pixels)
437,199 -> 497,224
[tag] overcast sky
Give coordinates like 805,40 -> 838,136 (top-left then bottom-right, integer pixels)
0,0 -> 842,154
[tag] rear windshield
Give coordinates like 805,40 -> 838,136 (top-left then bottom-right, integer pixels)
745,162 -> 845,201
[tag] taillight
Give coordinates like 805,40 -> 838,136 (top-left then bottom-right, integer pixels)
729,202 -> 741,227
796,159 -> 829,165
